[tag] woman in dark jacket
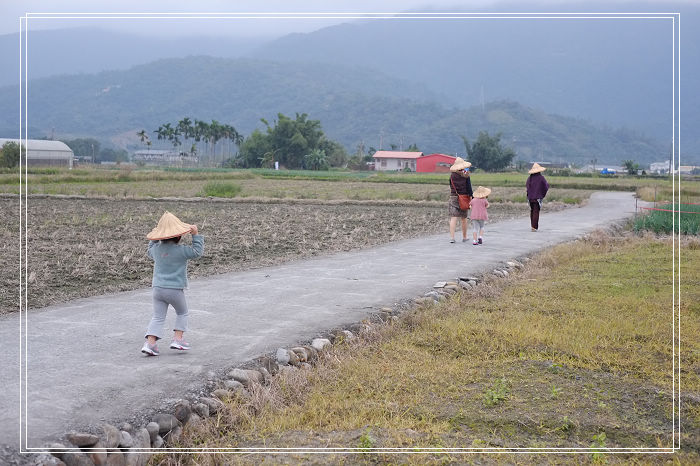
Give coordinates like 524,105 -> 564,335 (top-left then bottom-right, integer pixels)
526,162 -> 550,231
448,157 -> 473,243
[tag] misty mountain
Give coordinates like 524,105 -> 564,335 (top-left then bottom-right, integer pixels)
3,2 -> 697,160
251,5 -> 699,157
0,27 -> 267,87
0,56 -> 665,166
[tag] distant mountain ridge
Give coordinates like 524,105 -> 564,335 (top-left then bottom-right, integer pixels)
0,27 -> 267,87
0,56 -> 665,166
2,2 -> 698,161
248,3 -> 700,160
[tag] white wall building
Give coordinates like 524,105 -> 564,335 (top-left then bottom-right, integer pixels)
132,149 -> 198,166
0,138 -> 74,168
649,162 -> 671,174
372,151 -> 422,171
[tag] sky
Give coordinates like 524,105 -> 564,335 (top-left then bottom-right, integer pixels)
1,1 -> 495,37
1,0 -> 688,38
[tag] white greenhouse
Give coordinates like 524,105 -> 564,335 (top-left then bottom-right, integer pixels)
0,138 -> 74,168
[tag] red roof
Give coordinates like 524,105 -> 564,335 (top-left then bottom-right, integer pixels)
422,153 -> 456,160
372,151 -> 423,159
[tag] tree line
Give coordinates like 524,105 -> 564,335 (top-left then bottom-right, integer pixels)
139,118 -> 243,165
139,113 -> 352,170
140,114 -> 518,171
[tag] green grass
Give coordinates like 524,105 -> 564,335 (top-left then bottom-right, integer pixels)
634,203 -> 700,234
199,181 -> 242,198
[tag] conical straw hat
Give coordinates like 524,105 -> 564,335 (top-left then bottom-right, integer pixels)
473,186 -> 491,198
528,162 -> 546,174
450,157 -> 472,172
146,211 -> 192,240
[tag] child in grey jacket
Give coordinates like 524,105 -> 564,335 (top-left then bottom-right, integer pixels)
142,212 -> 204,356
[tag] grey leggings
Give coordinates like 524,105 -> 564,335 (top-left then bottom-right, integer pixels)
145,287 -> 189,340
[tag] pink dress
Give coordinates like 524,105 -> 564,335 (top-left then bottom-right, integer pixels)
470,198 -> 489,221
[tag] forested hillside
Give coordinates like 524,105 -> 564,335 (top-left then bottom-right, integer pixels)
0,56 -> 665,165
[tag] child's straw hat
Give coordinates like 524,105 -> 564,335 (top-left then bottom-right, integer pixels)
146,212 -> 192,240
473,186 -> 491,198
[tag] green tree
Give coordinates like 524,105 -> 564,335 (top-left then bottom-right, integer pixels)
136,129 -> 150,154
407,143 -> 420,152
63,138 -> 100,161
0,141 -> 22,168
136,129 -> 148,145
238,113 -> 333,169
622,159 -> 639,175
320,139 -> 348,167
305,149 -> 329,170
461,131 -> 516,172
239,129 -> 272,168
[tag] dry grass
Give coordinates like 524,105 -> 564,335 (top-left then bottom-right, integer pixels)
637,184 -> 700,204
155,232 -> 700,465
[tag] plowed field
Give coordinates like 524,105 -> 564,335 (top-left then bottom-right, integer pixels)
0,196 -> 567,314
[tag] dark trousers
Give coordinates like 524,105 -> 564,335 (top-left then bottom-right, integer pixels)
529,200 -> 540,229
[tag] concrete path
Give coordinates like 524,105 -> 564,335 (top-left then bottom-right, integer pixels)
1,192 -> 642,448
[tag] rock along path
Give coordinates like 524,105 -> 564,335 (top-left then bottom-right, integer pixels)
1,192 -> 642,448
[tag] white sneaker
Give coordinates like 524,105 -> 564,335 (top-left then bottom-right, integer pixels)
169,338 -> 190,350
141,342 -> 159,356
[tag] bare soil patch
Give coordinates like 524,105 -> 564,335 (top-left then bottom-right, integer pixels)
0,196 -> 563,314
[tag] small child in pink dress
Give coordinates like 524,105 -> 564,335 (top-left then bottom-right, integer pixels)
470,186 -> 491,245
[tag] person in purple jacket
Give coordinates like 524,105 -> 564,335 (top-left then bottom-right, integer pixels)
141,212 -> 204,356
526,163 -> 549,232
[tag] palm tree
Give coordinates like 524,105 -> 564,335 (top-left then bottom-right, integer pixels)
177,117 -> 193,147
136,129 -> 149,144
136,130 -> 149,158
225,124 -> 243,159
209,120 -> 223,163
154,125 -> 165,143
195,120 -> 210,164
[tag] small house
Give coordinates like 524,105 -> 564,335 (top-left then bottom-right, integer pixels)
372,151 -> 422,171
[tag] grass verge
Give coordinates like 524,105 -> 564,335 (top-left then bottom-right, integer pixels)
157,232 -> 700,464
199,181 -> 242,198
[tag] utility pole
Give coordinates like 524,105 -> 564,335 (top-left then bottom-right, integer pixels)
480,86 -> 485,112
379,130 -> 383,151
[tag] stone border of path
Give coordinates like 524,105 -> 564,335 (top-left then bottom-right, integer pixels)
27,255 -> 532,466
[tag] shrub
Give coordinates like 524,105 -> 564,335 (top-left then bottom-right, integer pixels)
200,181 -> 242,198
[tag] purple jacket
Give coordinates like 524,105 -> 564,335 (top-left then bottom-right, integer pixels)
526,173 -> 549,200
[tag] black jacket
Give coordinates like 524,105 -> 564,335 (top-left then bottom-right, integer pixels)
449,172 -> 473,196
